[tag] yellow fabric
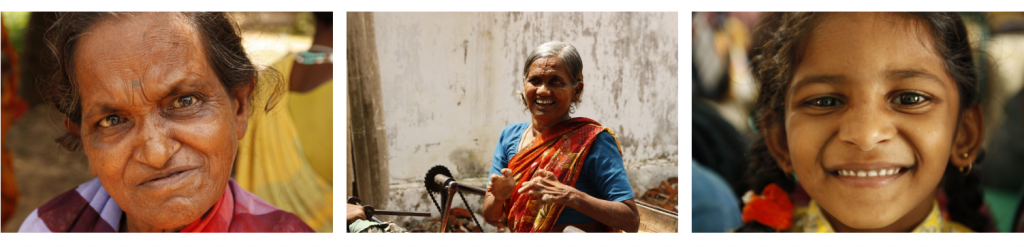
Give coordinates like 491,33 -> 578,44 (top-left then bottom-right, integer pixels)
235,54 -> 333,232
287,75 -> 333,184
793,200 -> 971,232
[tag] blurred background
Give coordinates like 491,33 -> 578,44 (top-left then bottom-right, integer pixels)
347,12 -> 678,232
0,12 -> 323,232
692,12 -> 1024,232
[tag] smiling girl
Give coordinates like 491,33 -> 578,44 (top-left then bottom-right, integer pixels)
737,12 -> 989,232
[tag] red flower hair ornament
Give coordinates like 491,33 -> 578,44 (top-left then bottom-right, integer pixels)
741,183 -> 794,232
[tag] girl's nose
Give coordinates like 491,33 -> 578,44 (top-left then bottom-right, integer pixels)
536,84 -> 551,96
133,117 -> 181,168
837,104 -> 895,152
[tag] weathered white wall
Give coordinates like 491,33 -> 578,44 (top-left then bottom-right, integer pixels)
372,12 -> 678,227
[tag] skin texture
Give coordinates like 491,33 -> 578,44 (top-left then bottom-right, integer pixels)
483,55 -> 640,232
67,13 -> 253,232
346,204 -> 366,225
764,13 -> 983,232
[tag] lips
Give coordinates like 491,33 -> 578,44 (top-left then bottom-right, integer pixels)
139,165 -> 200,189
534,99 -> 555,108
825,163 -> 915,188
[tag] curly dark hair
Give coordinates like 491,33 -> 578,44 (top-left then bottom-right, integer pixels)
738,12 -> 989,232
43,12 -> 282,151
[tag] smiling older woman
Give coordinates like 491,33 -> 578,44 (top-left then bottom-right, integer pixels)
482,41 -> 640,232
17,12 -> 312,232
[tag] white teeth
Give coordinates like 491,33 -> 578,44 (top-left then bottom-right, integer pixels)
838,168 -> 905,177
536,100 -> 553,104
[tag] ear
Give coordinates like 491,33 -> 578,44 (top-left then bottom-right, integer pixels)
65,119 -> 96,176
950,105 -> 984,168
574,80 -> 584,103
64,118 -> 81,139
232,82 -> 255,140
763,118 -> 794,174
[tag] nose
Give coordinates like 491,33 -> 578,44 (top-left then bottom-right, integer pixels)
837,103 -> 895,151
536,83 -> 551,96
133,116 -> 181,168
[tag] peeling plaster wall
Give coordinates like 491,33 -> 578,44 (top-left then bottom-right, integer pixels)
372,12 -> 678,225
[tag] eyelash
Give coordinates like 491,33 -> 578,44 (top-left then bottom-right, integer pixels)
95,94 -> 203,128
529,78 -> 565,87
891,92 -> 931,105
801,92 -> 932,108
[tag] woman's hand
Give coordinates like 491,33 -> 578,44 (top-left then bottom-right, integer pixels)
347,204 -> 366,225
487,168 -> 516,201
518,169 -> 577,206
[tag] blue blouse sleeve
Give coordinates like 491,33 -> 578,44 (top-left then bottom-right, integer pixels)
583,131 -> 635,202
488,123 -> 527,186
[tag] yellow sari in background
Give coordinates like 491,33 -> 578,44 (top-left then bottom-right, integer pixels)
236,54 -> 333,232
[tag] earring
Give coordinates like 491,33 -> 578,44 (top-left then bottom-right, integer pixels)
959,163 -> 972,176
962,153 -> 968,158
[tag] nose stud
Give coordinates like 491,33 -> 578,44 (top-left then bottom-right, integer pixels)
962,153 -> 968,158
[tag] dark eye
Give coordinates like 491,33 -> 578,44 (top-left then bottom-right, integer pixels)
172,95 -> 196,108
893,93 -> 927,105
807,97 -> 843,107
98,115 -> 122,127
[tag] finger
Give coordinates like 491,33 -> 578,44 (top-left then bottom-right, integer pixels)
541,170 -> 557,180
527,189 -> 545,199
518,180 -> 537,193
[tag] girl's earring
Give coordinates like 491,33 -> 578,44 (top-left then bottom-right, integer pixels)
959,163 -> 972,176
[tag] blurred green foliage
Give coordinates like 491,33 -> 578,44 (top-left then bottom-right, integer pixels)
2,12 -> 30,55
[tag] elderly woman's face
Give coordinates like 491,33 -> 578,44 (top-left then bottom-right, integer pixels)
524,56 -> 579,123
72,14 -> 250,231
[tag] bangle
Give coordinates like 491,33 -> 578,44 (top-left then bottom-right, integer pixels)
295,51 -> 333,65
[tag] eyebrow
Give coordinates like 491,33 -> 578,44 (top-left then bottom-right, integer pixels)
885,69 -> 944,87
83,77 -> 209,121
790,74 -> 847,92
791,69 -> 945,92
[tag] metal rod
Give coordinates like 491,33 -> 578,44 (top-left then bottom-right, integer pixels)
457,184 -> 486,196
371,210 -> 432,217
438,179 -> 458,233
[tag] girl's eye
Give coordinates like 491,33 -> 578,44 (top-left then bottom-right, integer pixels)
807,97 -> 843,107
172,95 -> 196,108
893,93 -> 928,105
98,115 -> 122,127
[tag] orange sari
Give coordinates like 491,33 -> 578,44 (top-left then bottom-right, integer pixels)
505,117 -> 619,232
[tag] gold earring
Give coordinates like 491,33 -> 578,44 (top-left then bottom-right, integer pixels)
959,163 -> 972,176
962,153 -> 968,158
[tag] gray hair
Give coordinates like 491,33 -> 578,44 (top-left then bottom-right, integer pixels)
522,41 -> 583,85
518,41 -> 585,113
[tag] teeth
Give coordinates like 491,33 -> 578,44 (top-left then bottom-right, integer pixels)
837,168 -> 904,177
536,100 -> 553,104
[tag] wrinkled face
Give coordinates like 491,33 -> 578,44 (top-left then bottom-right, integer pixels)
782,13 -> 961,230
524,56 -> 579,123
73,13 -> 249,231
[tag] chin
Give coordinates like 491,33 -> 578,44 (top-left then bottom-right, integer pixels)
827,205 -> 904,230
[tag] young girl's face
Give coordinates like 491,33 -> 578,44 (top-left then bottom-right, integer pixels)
772,13 -> 980,231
